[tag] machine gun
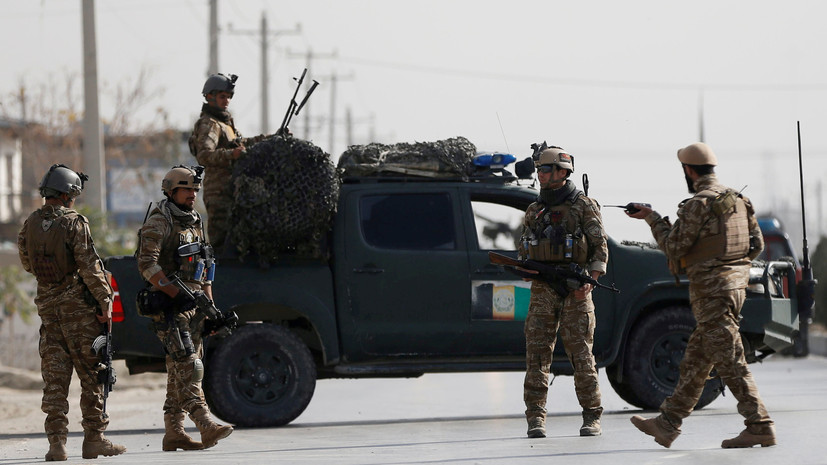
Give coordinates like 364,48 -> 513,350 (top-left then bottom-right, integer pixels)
91,321 -> 116,418
278,68 -> 319,137
488,251 -> 619,298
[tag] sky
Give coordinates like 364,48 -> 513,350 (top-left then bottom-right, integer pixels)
2,0 -> 827,246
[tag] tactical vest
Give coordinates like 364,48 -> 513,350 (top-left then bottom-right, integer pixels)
188,116 -> 237,156
25,207 -> 78,284
142,206 -> 208,283
526,197 -> 589,266
681,189 -> 750,267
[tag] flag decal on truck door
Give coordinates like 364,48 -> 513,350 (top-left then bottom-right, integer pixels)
471,281 -> 531,321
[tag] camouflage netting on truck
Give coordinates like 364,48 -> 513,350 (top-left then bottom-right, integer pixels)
338,136 -> 477,179
228,136 -> 339,261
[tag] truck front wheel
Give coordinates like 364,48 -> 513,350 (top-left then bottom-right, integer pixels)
607,305 -> 721,411
204,323 -> 316,427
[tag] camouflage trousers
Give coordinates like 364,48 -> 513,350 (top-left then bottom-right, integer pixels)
660,288 -> 773,432
203,190 -> 231,249
37,297 -> 107,439
152,309 -> 207,416
524,280 -> 602,420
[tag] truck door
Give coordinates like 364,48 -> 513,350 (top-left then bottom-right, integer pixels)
339,186 -> 473,359
463,190 -> 534,355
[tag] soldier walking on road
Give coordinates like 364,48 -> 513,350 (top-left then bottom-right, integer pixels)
136,165 -> 233,451
18,164 -> 126,461
189,73 -> 266,251
518,147 -> 608,438
626,142 -> 776,449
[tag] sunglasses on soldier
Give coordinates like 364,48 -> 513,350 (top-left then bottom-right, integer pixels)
537,165 -> 556,173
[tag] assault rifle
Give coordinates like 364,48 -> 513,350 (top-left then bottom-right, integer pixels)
278,67 -> 319,137
91,321 -> 116,418
167,274 -> 238,338
488,251 -> 619,298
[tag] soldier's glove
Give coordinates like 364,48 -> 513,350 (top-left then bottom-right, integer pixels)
172,290 -> 197,313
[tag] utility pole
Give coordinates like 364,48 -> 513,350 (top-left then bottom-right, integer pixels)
228,12 -> 300,134
81,0 -> 105,212
287,48 -> 336,139
315,71 -> 353,157
697,88 -> 705,143
207,0 -> 218,76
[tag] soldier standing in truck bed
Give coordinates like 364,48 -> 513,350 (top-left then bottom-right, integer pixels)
189,73 -> 266,251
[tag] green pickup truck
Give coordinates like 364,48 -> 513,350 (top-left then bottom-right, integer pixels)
104,170 -> 799,427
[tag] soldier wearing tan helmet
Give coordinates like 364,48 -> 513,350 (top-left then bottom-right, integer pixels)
188,73 -> 267,251
518,146 -> 608,439
136,165 -> 233,452
18,164 -> 126,460
625,142 -> 775,449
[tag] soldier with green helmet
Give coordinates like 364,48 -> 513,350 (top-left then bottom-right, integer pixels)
626,142 -> 776,449
188,73 -> 266,251
136,165 -> 233,451
518,147 -> 608,439
18,164 -> 126,461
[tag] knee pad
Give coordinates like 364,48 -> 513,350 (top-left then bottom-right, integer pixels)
192,358 -> 204,383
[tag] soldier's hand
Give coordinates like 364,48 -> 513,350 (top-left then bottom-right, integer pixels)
96,298 -> 113,323
573,283 -> 594,300
231,146 -> 246,159
627,203 -> 653,219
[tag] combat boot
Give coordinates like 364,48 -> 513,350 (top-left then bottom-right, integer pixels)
81,431 -> 126,459
45,435 -> 67,461
526,416 -> 546,438
721,424 -> 777,448
580,408 -> 602,436
189,407 -> 233,448
163,412 -> 204,451
630,415 -> 680,448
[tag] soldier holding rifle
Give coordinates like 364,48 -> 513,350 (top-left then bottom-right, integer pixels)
517,147 -> 608,439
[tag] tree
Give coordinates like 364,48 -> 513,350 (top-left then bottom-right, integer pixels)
0,265 -> 37,365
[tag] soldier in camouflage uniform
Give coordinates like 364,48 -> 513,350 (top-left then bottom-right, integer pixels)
136,165 -> 232,451
188,73 -> 266,250
18,164 -> 126,461
518,148 -> 608,438
627,142 -> 776,449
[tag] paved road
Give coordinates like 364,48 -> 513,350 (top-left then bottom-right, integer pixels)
2,356 -> 825,464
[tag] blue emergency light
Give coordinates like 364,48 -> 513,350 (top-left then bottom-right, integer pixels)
473,153 -> 517,168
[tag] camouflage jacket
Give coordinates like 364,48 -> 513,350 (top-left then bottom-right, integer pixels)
18,205 -> 112,308
136,200 -> 208,289
645,174 -> 763,299
188,109 -> 266,203
518,191 -> 609,275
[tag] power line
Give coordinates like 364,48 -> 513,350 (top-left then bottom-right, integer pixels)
337,56 -> 827,92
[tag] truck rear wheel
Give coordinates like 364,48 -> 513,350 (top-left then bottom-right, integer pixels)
607,305 -> 720,411
204,323 -> 316,427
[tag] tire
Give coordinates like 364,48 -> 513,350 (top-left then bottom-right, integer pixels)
204,323 -> 317,427
608,306 -> 720,411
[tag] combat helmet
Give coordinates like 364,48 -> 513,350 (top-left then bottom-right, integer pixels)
162,165 -> 203,197
677,142 -> 717,166
39,164 -> 88,198
536,147 -> 574,172
202,73 -> 238,96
